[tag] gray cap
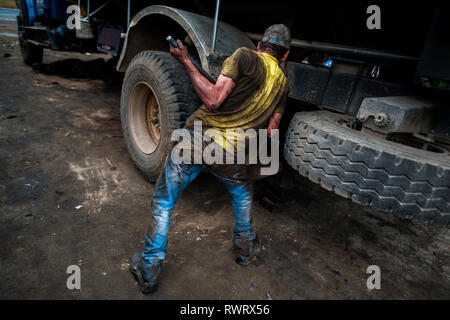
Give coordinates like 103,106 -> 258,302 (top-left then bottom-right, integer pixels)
261,24 -> 291,50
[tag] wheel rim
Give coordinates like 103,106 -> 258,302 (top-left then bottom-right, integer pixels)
129,82 -> 162,154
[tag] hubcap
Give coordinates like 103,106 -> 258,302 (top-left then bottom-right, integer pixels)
129,82 -> 161,154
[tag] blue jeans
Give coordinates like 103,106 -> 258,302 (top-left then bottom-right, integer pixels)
140,152 -> 256,279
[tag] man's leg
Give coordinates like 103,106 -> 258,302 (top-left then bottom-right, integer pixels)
212,169 -> 260,266
131,153 -> 204,292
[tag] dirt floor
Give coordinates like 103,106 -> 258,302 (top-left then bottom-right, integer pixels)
1,17 -> 450,300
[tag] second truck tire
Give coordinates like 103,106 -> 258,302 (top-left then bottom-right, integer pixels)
284,110 -> 450,227
121,51 -> 200,182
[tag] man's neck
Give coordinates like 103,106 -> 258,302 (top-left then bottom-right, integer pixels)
258,50 -> 280,63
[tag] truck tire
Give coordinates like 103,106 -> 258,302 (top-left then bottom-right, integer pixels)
284,110 -> 450,227
121,51 -> 200,182
17,16 -> 43,65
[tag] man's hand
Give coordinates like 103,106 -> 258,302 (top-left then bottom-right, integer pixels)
170,40 -> 189,64
267,113 -> 282,136
170,39 -> 235,111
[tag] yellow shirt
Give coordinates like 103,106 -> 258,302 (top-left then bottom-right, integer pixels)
185,47 -> 288,149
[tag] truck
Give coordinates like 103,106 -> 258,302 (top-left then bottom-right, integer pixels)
15,0 -> 450,227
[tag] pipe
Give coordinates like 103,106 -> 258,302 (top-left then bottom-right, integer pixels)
246,32 -> 419,63
211,0 -> 221,53
88,1 -> 108,17
127,0 -> 130,27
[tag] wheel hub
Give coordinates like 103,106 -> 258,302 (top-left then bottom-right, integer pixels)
129,82 -> 161,155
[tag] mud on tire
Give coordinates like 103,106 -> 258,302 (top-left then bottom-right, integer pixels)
121,51 -> 200,182
284,110 -> 450,227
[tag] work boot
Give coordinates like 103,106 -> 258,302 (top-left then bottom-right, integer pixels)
233,235 -> 261,266
129,252 -> 160,294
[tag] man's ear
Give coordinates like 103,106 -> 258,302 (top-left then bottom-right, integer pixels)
257,41 -> 261,51
280,49 -> 290,62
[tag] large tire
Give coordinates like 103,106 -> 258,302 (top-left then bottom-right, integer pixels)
120,51 -> 200,182
284,110 -> 450,227
17,16 -> 43,65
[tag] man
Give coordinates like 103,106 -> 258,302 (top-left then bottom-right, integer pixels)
130,24 -> 291,294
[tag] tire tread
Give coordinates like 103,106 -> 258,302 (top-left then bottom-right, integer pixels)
284,111 -> 450,227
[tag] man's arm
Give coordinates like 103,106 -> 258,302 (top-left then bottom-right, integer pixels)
267,112 -> 282,136
267,83 -> 289,136
170,40 -> 235,111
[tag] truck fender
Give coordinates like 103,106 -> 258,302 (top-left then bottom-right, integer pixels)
116,5 -> 255,78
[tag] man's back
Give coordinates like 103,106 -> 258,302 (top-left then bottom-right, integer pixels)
186,47 -> 288,135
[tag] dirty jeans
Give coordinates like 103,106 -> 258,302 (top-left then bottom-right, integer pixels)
140,152 -> 256,280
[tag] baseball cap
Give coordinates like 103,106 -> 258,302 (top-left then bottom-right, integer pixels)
261,24 -> 291,50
